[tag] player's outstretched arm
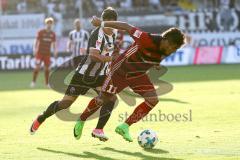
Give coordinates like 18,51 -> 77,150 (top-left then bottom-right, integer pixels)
91,16 -> 134,33
52,42 -> 58,58
33,39 -> 39,56
67,39 -> 73,52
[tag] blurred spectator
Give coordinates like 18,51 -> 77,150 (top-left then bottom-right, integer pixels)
93,0 -> 105,12
41,0 -> 48,7
0,0 -> 8,14
59,0 -> 66,15
191,0 -> 204,10
205,0 -> 218,10
53,12 -> 63,37
65,1 -> 75,17
217,0 -> 238,31
218,8 -> 234,31
47,0 -> 56,16
1,0 -> 239,35
164,0 -> 182,14
149,0 -> 161,10
132,0 -> 149,8
178,0 -> 196,11
17,0 -> 27,13
220,0 -> 230,9
236,0 -> 240,11
106,0 -> 119,8
48,5 -> 63,36
75,0 -> 81,15
120,0 -> 132,9
82,0 -> 96,17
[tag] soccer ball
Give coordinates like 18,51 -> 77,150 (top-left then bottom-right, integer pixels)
137,129 -> 158,149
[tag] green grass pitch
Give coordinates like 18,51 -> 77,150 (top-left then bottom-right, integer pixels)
0,64 -> 240,160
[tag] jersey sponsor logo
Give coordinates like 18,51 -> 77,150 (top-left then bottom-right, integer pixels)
70,86 -> 76,94
96,40 -> 102,47
42,38 -> 53,42
133,30 -> 142,38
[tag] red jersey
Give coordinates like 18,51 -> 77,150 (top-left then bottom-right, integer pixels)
115,30 -> 124,49
112,27 -> 164,79
36,29 -> 56,55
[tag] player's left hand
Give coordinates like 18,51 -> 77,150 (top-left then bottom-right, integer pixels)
91,16 -> 101,27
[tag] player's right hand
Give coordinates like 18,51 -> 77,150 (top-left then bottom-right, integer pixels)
91,16 -> 101,27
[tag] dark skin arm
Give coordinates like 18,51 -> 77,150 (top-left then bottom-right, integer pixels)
92,16 -> 161,66
91,16 -> 133,62
89,48 -> 112,62
91,16 -> 134,34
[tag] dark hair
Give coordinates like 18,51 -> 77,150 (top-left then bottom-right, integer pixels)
162,27 -> 185,47
101,7 -> 118,21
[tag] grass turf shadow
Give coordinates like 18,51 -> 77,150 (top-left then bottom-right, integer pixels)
37,147 -> 119,160
102,147 -> 183,160
143,148 -> 169,154
37,147 -> 183,160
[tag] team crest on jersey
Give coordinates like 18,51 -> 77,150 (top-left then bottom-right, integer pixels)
70,87 -> 76,94
96,40 -> 102,47
133,30 -> 142,38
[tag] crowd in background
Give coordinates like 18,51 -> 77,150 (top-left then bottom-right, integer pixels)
0,0 -> 240,36
1,0 -> 240,18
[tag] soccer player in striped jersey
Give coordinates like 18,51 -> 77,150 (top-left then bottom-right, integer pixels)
30,17 -> 57,87
67,19 -> 89,58
29,7 -> 118,136
73,16 -> 185,142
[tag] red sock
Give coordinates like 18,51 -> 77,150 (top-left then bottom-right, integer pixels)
44,69 -> 49,85
125,101 -> 153,126
80,98 -> 100,121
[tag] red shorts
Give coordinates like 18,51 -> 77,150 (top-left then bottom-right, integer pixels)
102,70 -> 155,96
35,54 -> 51,66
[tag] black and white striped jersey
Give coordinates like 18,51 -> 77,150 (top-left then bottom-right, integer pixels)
76,27 -> 117,77
69,29 -> 89,57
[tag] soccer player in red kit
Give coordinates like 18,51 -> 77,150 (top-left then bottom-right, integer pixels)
30,17 -> 57,87
73,16 -> 185,142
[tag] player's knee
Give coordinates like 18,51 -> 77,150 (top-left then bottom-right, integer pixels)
95,96 -> 104,106
96,93 -> 117,106
35,64 -> 40,70
109,94 -> 117,102
145,96 -> 159,107
44,66 -> 50,71
102,92 -> 117,103
58,100 -> 73,109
